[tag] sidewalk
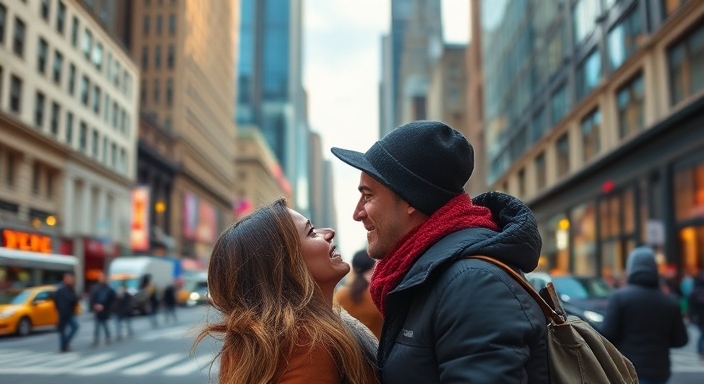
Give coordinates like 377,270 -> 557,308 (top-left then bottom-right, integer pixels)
671,323 -> 703,373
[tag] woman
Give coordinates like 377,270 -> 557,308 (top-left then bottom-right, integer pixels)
194,199 -> 379,384
334,250 -> 383,339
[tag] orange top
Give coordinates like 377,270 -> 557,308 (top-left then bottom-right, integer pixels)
335,285 -> 383,340
275,342 -> 340,383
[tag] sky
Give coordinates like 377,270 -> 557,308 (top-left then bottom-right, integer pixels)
303,0 -> 470,261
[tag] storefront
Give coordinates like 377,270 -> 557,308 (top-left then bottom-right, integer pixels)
530,97 -> 704,282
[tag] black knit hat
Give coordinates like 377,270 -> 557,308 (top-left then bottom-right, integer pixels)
331,120 -> 474,216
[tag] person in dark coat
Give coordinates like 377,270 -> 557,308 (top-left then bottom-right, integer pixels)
162,284 -> 177,324
54,272 -> 79,352
331,121 -> 550,383
601,246 -> 689,384
113,281 -> 133,340
90,272 -> 116,346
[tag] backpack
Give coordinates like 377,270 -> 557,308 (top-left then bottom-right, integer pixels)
467,255 -> 638,384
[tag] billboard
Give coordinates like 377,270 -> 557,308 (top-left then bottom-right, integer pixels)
130,186 -> 151,252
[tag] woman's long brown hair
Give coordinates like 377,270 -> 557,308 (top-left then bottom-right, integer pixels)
193,199 -> 377,383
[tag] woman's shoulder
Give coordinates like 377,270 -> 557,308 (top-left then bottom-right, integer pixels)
275,335 -> 340,383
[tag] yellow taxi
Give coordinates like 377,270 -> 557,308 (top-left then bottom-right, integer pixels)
0,285 -> 60,337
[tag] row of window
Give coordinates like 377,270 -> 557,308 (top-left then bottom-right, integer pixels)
4,74 -> 129,176
141,78 -> 175,106
142,13 -> 177,36
3,0 -> 135,99
142,44 -> 176,71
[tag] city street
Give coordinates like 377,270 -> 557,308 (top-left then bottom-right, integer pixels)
0,305 -> 221,384
0,304 -> 703,383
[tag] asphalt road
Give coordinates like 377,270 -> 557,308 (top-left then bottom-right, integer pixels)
0,305 -> 221,384
1,305 -> 703,383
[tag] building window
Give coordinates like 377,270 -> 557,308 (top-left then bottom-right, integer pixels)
32,162 -> 40,195
80,76 -> 89,105
551,84 -> 568,125
35,92 -> 46,129
573,0 -> 601,45
581,109 -> 602,162
121,109 -> 127,133
50,102 -> 60,135
141,80 -> 147,103
13,17 -> 26,57
576,49 -> 601,100
71,16 -> 78,47
112,102 -> 118,129
79,122 -> 87,152
156,15 -> 162,35
93,86 -> 101,114
166,78 -> 173,105
517,168 -> 525,197
0,4 -> 6,44
103,94 -> 110,122
668,23 -> 704,106
82,29 -> 92,59
169,14 -> 176,34
41,0 -> 51,21
167,45 -> 175,68
37,38 -> 49,74
46,170 -> 53,198
52,50 -> 63,83
547,23 -> 566,77
143,15 -> 150,34
155,45 -> 161,68
56,1 -> 66,34
68,63 -> 76,95
66,112 -> 74,145
5,151 -> 15,187
110,142 -> 117,167
608,7 -> 644,71
616,73 -> 645,139
92,130 -> 99,158
153,79 -> 160,103
102,136 -> 108,164
9,75 -> 22,113
93,42 -> 103,69
532,107 -> 547,143
536,152 -> 547,190
142,46 -> 148,70
556,133 -> 569,177
113,61 -> 121,88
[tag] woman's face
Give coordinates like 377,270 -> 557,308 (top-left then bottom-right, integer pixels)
288,209 -> 350,290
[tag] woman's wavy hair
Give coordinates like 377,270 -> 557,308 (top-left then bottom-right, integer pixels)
193,198 -> 376,384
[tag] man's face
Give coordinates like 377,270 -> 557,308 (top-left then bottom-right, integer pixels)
353,172 -> 414,260
64,274 -> 75,286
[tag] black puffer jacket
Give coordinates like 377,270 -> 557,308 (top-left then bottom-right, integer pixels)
600,247 -> 689,382
379,192 -> 550,383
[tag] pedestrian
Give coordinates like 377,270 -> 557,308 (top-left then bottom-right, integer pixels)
54,272 -> 80,352
140,274 -> 159,327
334,249 -> 383,339
601,246 -> 689,383
194,199 -> 379,383
688,270 -> 704,361
331,120 -> 549,382
114,281 -> 133,340
162,284 -> 177,324
90,272 -> 116,346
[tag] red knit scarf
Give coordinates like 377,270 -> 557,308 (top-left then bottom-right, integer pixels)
369,194 -> 499,316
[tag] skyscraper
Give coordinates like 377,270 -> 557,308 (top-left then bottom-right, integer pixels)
237,0 -> 310,215
380,0 -> 443,137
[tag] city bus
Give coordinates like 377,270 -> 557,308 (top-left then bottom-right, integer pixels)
0,247 -> 80,293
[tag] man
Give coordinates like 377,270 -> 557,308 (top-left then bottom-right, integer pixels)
331,120 -> 549,382
90,272 -> 115,346
54,272 -> 80,352
601,247 -> 688,384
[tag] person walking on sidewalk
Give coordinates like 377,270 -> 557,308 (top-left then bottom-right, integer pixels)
601,246 -> 689,384
54,272 -> 80,352
90,272 -> 116,346
114,281 -> 133,340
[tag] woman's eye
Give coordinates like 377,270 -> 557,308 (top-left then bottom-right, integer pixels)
308,227 -> 316,237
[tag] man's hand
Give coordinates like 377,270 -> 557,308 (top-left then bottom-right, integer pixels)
93,304 -> 104,312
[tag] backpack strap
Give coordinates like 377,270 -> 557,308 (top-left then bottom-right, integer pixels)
465,255 -> 565,325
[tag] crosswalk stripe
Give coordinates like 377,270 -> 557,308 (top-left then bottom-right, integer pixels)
138,325 -> 192,341
4,351 -> 78,367
122,353 -> 184,375
60,352 -> 117,370
163,352 -> 216,376
0,350 -> 35,362
76,352 -> 153,375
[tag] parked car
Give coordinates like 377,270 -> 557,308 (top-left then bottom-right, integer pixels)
525,272 -> 613,328
0,285 -> 59,336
